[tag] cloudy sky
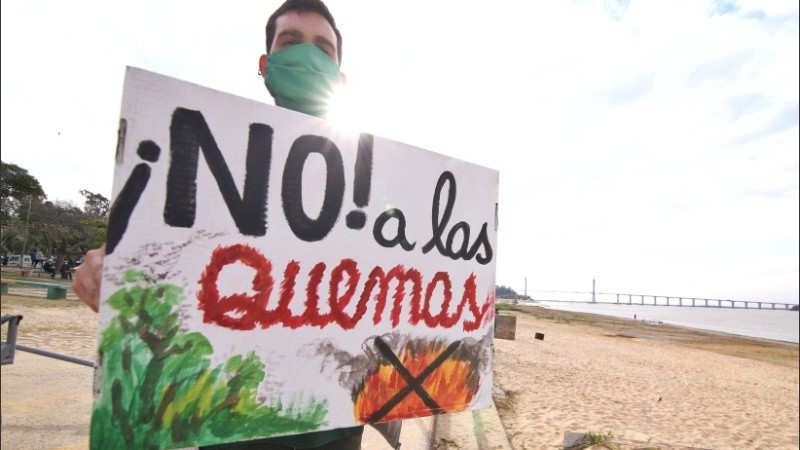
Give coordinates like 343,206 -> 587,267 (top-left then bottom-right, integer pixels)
2,0 -> 797,303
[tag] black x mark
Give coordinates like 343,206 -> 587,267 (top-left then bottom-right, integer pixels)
365,336 -> 461,423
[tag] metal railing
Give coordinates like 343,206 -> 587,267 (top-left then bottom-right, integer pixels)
1,315 -> 96,367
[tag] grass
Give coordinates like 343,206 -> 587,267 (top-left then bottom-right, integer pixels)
492,386 -> 530,449
1,294 -> 84,310
559,431 -> 664,450
433,438 -> 460,449
1,270 -> 73,285
577,431 -> 620,450
496,302 -> 598,325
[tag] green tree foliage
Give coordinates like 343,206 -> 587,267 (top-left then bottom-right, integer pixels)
83,218 -> 108,250
91,270 -> 328,449
0,160 -> 109,258
79,189 -> 109,250
0,160 -> 45,201
80,189 -> 110,219
1,161 -> 45,227
29,199 -> 86,267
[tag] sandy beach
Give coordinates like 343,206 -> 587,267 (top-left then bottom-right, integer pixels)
1,293 -> 798,449
493,303 -> 799,449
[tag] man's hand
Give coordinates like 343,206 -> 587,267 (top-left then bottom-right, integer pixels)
72,245 -> 105,312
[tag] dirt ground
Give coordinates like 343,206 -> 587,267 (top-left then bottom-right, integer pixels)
1,294 -> 96,450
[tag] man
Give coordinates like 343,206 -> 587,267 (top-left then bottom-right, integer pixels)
75,1 -> 366,448
258,0 -> 345,119
43,258 -> 56,279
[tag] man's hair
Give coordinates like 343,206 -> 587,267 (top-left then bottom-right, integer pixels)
266,0 -> 343,64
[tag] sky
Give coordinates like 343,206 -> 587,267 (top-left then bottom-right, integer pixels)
1,0 -> 798,303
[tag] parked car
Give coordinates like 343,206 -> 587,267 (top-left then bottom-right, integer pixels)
7,254 -> 32,268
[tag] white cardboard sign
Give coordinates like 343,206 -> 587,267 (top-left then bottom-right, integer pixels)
91,67 -> 498,449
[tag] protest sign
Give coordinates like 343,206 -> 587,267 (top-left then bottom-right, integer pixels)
91,67 -> 499,449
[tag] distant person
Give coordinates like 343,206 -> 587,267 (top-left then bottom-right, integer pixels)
61,258 -> 74,280
43,259 -> 56,279
30,249 -> 38,268
35,250 -> 45,268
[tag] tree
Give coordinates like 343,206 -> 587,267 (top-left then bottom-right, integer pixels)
79,189 -> 109,251
28,200 -> 87,268
83,218 -> 108,251
80,189 -> 110,219
1,161 -> 45,228
0,161 -> 45,200
1,161 -> 47,254
0,163 -> 110,258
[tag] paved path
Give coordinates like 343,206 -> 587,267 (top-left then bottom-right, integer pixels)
362,401 -> 512,450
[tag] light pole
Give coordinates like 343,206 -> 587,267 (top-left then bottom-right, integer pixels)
19,195 -> 32,268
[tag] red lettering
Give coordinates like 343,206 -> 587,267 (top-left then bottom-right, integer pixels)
277,260 -> 304,329
301,263 -> 332,327
197,244 -> 273,330
328,259 -> 364,330
197,245 -> 492,332
422,272 -> 452,328
388,266 -> 422,327
461,274 -> 485,331
365,266 -> 423,327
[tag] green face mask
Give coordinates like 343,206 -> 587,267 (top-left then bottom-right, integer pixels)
264,42 -> 341,118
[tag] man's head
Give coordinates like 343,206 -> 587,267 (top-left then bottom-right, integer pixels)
258,0 -> 344,117
265,0 -> 342,65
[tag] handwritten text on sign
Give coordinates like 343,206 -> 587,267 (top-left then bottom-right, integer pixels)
92,67 -> 498,449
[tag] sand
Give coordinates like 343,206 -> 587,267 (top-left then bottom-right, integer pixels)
493,303 -> 799,449
1,293 -> 798,450
1,295 -> 96,450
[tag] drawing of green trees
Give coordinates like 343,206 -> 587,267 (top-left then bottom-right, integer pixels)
91,270 -> 327,449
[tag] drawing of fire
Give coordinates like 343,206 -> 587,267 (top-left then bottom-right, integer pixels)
309,332 -> 492,424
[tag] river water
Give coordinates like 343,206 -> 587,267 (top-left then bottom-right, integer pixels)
526,300 -> 799,344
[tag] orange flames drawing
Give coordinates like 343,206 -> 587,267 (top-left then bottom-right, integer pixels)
346,333 -> 492,423
308,332 -> 492,424
353,339 -> 479,422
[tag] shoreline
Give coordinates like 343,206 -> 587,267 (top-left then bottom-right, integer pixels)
497,302 -> 799,367
518,299 -> 800,345
493,302 -> 799,448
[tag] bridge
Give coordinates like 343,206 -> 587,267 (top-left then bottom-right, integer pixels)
509,290 -> 799,311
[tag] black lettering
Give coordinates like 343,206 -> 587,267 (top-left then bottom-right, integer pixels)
163,108 -> 272,236
445,222 -> 470,260
282,135 -> 344,241
373,208 -> 416,251
422,171 -> 493,264
106,140 -> 160,255
422,172 -> 456,256
469,223 -> 493,265
353,133 -> 373,207
345,133 -> 374,230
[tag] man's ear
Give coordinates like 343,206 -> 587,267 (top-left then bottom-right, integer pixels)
258,54 -> 267,77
